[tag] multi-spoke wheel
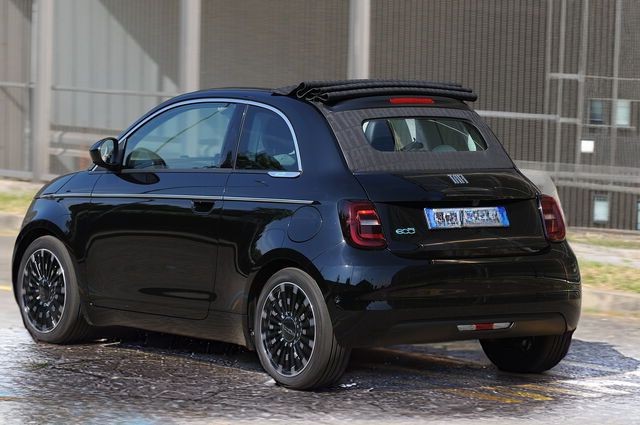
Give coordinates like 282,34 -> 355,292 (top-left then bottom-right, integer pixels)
21,248 -> 67,333
260,282 -> 316,376
17,236 -> 92,343
255,268 -> 350,390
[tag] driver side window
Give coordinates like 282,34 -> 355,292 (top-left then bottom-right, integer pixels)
124,102 -> 239,170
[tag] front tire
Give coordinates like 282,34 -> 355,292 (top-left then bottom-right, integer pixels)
254,267 -> 350,390
480,332 -> 574,373
17,236 -> 92,343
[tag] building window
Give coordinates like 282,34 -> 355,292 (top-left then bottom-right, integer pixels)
580,139 -> 595,153
589,100 -> 604,124
593,195 -> 610,223
615,99 -> 631,127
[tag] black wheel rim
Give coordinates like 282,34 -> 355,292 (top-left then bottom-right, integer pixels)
21,249 -> 66,333
260,282 -> 316,377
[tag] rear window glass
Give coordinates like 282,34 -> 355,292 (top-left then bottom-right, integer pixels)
362,118 -> 487,153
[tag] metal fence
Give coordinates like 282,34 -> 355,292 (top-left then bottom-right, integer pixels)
0,0 -> 639,230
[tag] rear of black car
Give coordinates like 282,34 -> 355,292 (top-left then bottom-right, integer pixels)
303,88 -> 581,374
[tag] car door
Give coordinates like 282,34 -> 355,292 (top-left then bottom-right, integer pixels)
85,100 -> 244,319
214,104 -> 311,313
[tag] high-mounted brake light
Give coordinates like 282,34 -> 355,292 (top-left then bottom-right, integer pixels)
389,97 -> 435,105
540,195 -> 566,242
340,201 -> 387,249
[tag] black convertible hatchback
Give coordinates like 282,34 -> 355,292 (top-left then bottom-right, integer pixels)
13,80 -> 580,389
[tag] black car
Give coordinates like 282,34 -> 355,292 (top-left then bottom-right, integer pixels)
12,80 -> 580,390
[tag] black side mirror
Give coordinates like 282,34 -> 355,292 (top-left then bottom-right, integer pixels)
90,137 -> 120,171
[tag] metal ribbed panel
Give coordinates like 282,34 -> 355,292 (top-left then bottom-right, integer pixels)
0,0 -> 31,173
200,0 -> 349,88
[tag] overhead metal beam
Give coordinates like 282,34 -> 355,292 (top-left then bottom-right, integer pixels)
347,0 -> 371,79
32,0 -> 54,182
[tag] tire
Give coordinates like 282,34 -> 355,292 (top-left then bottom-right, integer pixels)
17,236 -> 92,344
480,331 -> 574,373
254,267 -> 350,390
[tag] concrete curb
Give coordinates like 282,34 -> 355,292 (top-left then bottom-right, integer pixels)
582,286 -> 640,315
0,213 -> 21,232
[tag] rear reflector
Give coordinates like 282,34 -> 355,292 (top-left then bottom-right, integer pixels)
540,195 -> 566,242
389,97 -> 435,105
457,322 -> 512,331
339,200 -> 387,249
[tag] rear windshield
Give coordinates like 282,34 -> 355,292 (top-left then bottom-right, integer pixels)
362,118 -> 487,152
319,106 -> 515,172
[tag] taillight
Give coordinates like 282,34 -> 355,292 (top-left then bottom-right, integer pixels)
339,201 -> 387,249
540,195 -> 566,242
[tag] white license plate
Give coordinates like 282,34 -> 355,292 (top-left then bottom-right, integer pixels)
424,206 -> 510,229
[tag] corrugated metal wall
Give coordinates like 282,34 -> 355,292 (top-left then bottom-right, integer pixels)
199,0 -> 349,89
1,0 -> 639,229
50,0 -> 181,173
0,0 -> 31,174
559,186 -> 639,230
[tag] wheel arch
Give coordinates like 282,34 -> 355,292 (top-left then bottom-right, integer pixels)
12,220 -> 71,301
244,248 -> 325,350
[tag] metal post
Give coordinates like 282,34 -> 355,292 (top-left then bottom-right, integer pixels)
32,0 -> 54,182
179,0 -> 201,93
553,0 -> 567,174
347,0 -> 370,79
542,0 -> 554,164
574,0 -> 590,167
609,0 -> 622,169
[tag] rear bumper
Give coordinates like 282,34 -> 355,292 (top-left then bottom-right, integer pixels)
315,242 -> 581,348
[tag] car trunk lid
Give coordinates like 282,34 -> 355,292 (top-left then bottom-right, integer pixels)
354,169 -> 549,258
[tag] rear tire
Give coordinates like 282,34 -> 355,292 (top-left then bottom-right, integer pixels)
480,332 -> 573,373
17,236 -> 92,344
254,267 -> 350,390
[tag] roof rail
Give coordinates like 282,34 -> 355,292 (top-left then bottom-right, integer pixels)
274,79 -> 477,103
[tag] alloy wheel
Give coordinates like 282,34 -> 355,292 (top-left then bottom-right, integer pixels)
21,248 -> 67,333
259,282 -> 316,377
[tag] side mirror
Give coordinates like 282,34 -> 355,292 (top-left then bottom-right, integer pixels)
90,137 -> 120,171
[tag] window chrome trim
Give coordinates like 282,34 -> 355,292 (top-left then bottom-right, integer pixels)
99,97 -> 302,172
39,192 -> 314,205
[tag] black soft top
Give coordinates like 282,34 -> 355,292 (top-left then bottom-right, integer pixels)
274,79 -> 477,104
275,80 -> 513,173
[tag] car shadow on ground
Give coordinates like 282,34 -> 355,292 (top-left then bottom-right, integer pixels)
114,329 -> 640,391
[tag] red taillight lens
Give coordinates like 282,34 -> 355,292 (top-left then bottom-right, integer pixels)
340,201 -> 387,249
540,195 -> 566,242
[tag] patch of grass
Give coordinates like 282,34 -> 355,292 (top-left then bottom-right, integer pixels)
25,361 -> 50,371
580,260 -> 640,294
0,192 -> 36,215
569,233 -> 640,250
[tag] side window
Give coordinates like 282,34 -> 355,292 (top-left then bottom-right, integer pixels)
236,106 -> 299,171
124,103 -> 238,170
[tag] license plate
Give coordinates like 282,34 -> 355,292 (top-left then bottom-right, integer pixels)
425,206 -> 510,229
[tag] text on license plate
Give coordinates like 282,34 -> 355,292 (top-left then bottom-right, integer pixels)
424,206 -> 510,229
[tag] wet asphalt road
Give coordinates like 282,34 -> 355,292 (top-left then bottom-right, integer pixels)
1,234 -> 640,424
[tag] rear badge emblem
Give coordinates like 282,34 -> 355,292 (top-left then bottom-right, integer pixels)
395,227 -> 416,235
448,174 -> 469,184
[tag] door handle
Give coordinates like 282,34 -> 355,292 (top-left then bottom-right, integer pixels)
191,200 -> 216,214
